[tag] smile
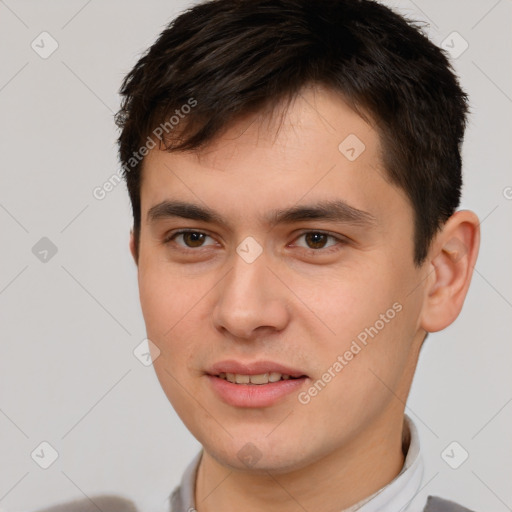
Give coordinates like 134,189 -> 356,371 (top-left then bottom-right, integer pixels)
217,372 -> 301,384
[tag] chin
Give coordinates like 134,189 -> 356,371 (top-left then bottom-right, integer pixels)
201,433 -> 319,474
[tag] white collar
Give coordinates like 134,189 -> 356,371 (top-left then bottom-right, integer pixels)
168,414 -> 424,512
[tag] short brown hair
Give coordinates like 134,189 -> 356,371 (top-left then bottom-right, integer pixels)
116,0 -> 469,266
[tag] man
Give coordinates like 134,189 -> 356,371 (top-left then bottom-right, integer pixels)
38,0 -> 481,510
118,0 -> 481,510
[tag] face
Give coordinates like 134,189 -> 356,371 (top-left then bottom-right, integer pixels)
133,85 -> 430,473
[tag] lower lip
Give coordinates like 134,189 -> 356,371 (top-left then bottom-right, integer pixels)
206,375 -> 308,408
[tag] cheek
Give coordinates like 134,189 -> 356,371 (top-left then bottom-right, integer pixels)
138,269 -> 188,386
137,262 -> 214,369
307,266 -> 413,390
299,265 -> 400,346
138,267 -> 203,419
139,278 -> 169,338
138,256 -> 190,335
298,309 -> 413,440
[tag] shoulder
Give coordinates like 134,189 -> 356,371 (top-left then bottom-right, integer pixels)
28,494 -> 139,512
424,495 -> 477,512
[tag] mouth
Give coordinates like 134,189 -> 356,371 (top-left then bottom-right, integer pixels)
206,359 -> 308,381
205,360 -> 309,407
215,372 -> 306,385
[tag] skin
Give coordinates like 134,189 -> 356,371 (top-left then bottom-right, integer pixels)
129,84 -> 480,512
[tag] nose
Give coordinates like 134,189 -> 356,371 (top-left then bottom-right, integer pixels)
211,249 -> 290,341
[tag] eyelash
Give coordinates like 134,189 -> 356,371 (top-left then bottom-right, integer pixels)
162,229 -> 347,255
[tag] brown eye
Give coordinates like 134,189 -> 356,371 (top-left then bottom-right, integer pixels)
164,230 -> 215,249
303,232 -> 330,249
294,231 -> 342,252
181,232 -> 207,248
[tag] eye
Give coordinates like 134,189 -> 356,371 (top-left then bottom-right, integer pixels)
163,229 -> 347,255
292,231 -> 345,254
164,230 -> 216,249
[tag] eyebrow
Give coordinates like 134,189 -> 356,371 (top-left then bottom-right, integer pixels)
146,199 -> 377,229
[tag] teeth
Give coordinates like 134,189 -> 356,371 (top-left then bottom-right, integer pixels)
219,372 -> 297,384
247,373 -> 271,384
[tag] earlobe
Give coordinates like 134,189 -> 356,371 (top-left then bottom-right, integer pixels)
420,210 -> 480,333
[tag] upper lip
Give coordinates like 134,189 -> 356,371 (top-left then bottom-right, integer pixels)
207,360 -> 307,378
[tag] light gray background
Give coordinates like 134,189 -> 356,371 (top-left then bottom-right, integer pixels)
0,1 -> 511,511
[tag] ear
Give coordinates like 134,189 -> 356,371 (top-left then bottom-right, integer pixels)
129,229 -> 138,266
420,210 -> 480,333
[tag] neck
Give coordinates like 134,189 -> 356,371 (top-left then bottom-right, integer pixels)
194,410 -> 406,512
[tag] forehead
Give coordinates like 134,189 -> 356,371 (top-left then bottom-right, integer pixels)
140,85 -> 410,230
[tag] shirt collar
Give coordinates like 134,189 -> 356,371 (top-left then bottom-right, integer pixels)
168,414 -> 424,512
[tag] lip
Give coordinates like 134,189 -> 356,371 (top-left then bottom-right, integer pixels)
206,359 -> 307,378
205,359 -> 309,408
206,374 -> 308,408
